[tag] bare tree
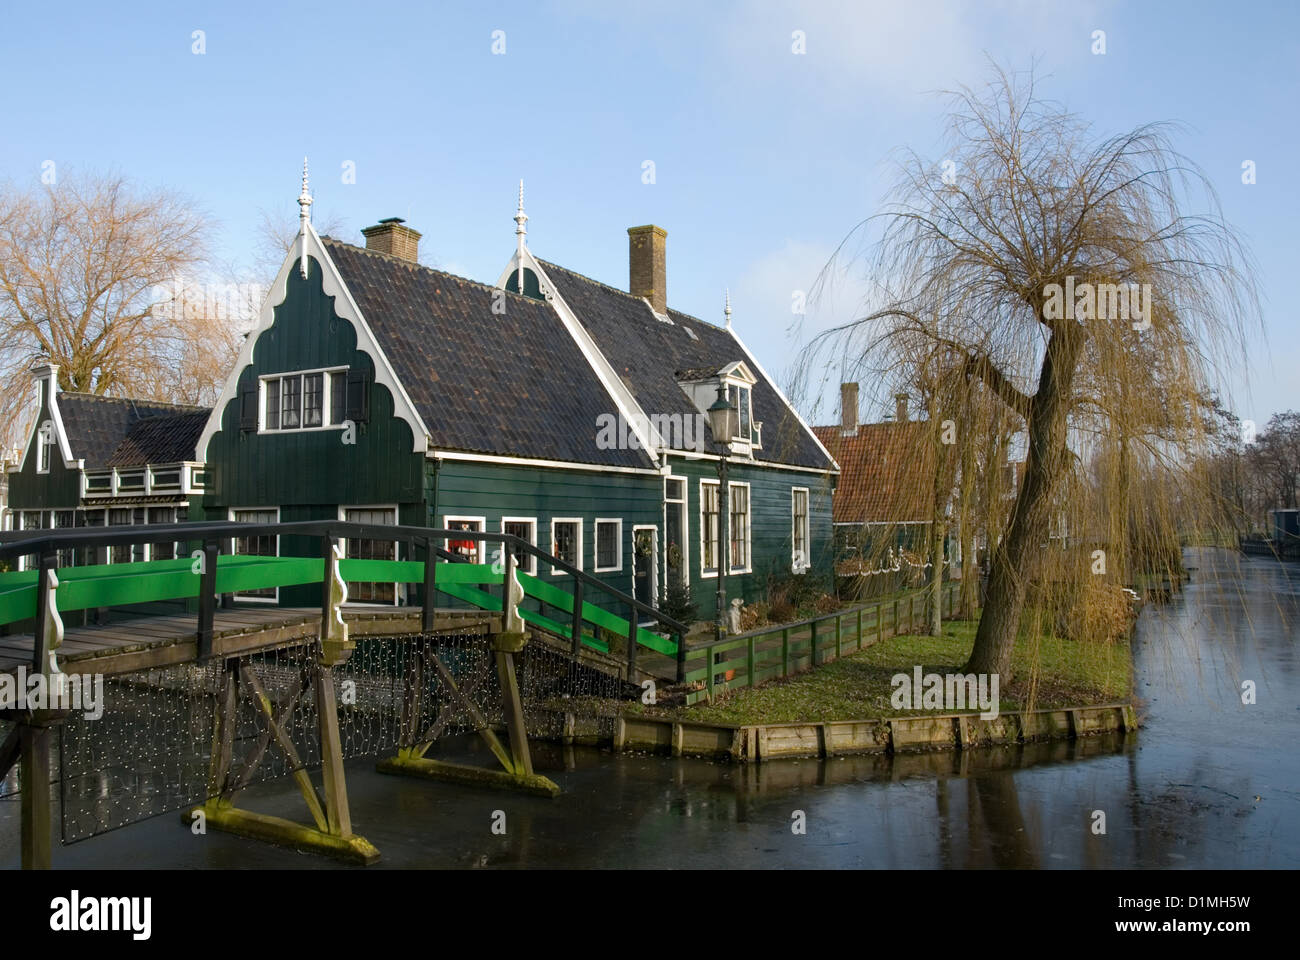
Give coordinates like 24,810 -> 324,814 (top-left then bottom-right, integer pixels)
805,65 -> 1259,680
0,171 -> 241,445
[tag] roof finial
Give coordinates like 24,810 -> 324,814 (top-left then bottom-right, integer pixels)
514,179 -> 528,295
298,157 -> 313,279
724,288 -> 732,329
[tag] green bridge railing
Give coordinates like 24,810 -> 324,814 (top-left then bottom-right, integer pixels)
0,521 -> 687,679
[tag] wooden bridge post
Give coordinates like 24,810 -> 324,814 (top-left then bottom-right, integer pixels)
14,557 -> 70,870
626,600 -> 638,679
377,553 -> 559,798
186,539 -> 379,865
422,534 -> 437,634
197,538 -> 220,660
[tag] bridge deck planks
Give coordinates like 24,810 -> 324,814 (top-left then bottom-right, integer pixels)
0,607 -> 498,678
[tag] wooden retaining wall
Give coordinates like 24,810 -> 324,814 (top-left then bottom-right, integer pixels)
554,702 -> 1137,763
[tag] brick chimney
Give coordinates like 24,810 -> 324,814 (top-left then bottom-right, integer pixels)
840,382 -> 859,436
894,392 -> 909,423
362,217 -> 421,263
628,225 -> 667,314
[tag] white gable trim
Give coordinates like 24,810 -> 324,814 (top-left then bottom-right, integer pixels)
13,375 -> 81,475
197,223 -> 429,459
725,326 -> 840,474
495,248 -> 663,458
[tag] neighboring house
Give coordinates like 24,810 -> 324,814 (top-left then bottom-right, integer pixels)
813,384 -> 936,567
5,365 -> 209,568
188,179 -> 836,617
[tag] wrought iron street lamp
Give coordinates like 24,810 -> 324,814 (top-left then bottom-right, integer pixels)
707,382 -> 737,641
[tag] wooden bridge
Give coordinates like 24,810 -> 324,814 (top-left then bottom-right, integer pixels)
0,521 -> 687,869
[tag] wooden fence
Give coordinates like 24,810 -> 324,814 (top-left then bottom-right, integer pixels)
682,580 -> 963,705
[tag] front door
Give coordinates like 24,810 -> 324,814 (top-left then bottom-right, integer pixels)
633,527 -> 656,614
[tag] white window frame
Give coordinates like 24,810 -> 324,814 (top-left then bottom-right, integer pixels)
726,383 -> 752,441
728,480 -> 752,574
444,515 -> 488,565
338,504 -> 402,606
500,517 -> 537,576
663,474 -> 689,588
699,478 -> 720,580
549,517 -> 583,575
36,421 -> 53,474
791,486 -> 810,574
229,506 -> 281,603
593,518 -> 623,573
260,366 -> 350,434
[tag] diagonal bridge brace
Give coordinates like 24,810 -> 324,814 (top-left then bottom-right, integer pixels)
378,554 -> 559,798
183,541 -> 379,864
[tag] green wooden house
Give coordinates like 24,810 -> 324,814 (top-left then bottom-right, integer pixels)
4,363 -> 208,571
10,175 -> 838,621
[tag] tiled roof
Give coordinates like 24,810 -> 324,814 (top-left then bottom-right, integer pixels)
57,394 -> 208,469
812,421 -> 935,524
106,410 -> 210,467
322,239 -> 655,469
537,260 -> 833,470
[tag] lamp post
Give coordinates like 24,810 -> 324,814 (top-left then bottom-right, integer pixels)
707,382 -> 738,642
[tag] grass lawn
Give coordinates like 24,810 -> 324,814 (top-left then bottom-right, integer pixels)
579,618 -> 1132,726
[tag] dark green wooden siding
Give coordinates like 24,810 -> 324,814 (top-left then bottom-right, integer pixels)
667,456 -> 834,618
8,379 -> 82,511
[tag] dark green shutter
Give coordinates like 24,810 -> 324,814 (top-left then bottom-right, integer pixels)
345,370 -> 369,424
238,385 -> 257,431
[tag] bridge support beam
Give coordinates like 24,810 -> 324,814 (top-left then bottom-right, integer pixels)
184,541 -> 380,865
377,630 -> 559,798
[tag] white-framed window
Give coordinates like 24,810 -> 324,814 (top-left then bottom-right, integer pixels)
594,518 -> 623,573
664,475 -> 688,588
444,516 -> 487,564
729,481 -> 751,573
36,421 -> 54,474
550,518 -> 582,574
500,517 -> 537,576
231,507 -> 280,601
147,506 -> 182,563
700,479 -> 720,578
726,383 -> 752,441
261,367 -> 349,433
791,487 -> 810,573
340,505 -> 400,605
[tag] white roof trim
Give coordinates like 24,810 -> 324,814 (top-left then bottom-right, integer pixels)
197,222 -> 430,459
725,325 -> 840,473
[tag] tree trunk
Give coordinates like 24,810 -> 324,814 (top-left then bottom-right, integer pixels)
964,327 -> 1083,680
957,431 -> 978,619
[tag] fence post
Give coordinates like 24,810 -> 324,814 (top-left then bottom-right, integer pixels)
746,635 -> 755,687
834,615 -> 842,659
856,608 -> 863,651
782,627 -> 790,676
877,600 -> 884,643
675,631 -> 686,683
706,644 -> 716,700
626,600 -> 638,679
197,538 -> 219,660
422,535 -> 437,633
893,598 -> 900,638
570,578 -> 584,658
810,619 -> 818,666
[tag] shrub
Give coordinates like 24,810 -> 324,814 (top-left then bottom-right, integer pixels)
659,575 -> 699,625
768,599 -> 796,624
738,601 -> 770,632
813,593 -> 840,614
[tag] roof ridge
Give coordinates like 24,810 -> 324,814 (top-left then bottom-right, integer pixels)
536,258 -> 725,332
59,392 -> 209,413
323,236 -> 543,305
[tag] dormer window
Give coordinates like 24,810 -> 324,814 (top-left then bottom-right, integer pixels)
727,384 -> 752,441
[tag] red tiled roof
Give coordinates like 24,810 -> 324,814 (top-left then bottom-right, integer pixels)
812,421 -> 936,524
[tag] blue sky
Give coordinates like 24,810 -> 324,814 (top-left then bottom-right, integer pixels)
1,0 -> 1295,426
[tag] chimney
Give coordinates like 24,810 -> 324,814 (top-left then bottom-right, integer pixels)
840,382 -> 859,436
30,362 -> 59,407
361,217 -> 422,263
628,225 -> 667,314
894,393 -> 909,423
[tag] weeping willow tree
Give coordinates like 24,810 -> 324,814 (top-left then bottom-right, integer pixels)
801,65 -> 1259,681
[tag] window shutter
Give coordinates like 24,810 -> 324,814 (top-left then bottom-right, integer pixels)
238,385 -> 257,431
345,370 -> 370,424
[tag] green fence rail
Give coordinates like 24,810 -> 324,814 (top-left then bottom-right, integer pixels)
681,580 -> 963,705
